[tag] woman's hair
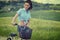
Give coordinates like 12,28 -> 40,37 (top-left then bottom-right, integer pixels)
25,0 -> 33,10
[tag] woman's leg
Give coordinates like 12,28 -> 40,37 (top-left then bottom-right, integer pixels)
20,39 -> 30,40
21,39 -> 26,40
26,39 -> 30,40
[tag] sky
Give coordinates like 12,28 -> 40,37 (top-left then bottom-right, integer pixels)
32,0 -> 60,4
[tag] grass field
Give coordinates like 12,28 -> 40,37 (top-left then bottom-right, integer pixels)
0,10 -> 60,40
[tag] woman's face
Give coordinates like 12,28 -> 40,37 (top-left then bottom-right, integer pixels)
24,3 -> 30,10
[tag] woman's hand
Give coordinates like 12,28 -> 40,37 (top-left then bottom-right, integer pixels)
24,20 -> 30,27
11,22 -> 17,26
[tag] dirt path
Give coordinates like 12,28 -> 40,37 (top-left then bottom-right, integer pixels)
0,36 -> 21,40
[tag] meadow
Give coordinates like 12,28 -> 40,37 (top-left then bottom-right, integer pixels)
0,10 -> 60,40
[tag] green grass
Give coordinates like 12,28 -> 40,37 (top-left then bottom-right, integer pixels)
0,10 -> 60,40
31,18 -> 60,40
0,10 -> 60,21
31,10 -> 60,21
0,17 -> 17,36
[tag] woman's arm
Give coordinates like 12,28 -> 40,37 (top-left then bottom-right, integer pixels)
12,13 -> 18,24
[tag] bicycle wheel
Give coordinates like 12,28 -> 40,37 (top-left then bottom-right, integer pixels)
7,38 -> 12,40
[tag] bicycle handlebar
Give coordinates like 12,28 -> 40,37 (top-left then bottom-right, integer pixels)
12,23 -> 18,26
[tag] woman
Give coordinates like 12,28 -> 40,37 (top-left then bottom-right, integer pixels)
12,0 -> 32,40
